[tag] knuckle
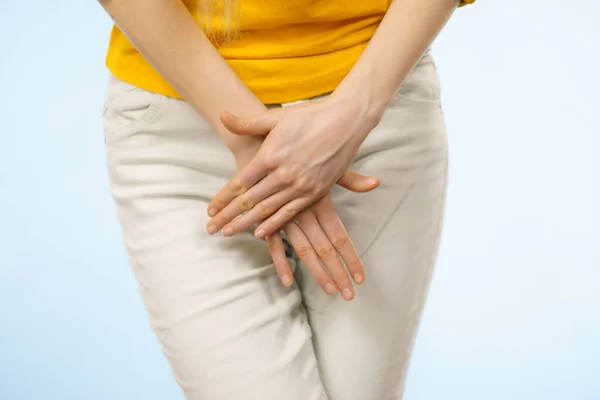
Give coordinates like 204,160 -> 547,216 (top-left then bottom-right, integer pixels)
232,181 -> 247,197
331,235 -> 350,250
236,195 -> 253,210
259,155 -> 278,170
240,116 -> 252,128
305,183 -> 323,198
284,207 -> 299,221
296,244 -> 313,258
344,170 -> 358,182
294,176 -> 311,191
275,169 -> 294,185
316,245 -> 336,260
209,201 -> 224,211
257,202 -> 272,218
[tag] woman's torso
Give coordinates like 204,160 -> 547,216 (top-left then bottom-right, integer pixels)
106,0 -> 391,104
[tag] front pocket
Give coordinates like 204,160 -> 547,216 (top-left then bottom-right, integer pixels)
103,76 -> 167,146
104,88 -> 164,133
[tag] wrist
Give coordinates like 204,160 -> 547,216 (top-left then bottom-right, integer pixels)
328,85 -> 384,141
330,78 -> 386,134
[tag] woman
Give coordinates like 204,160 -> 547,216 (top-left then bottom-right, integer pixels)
99,0 -> 474,398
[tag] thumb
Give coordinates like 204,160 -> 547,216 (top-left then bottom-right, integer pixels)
220,110 -> 278,136
337,170 -> 380,193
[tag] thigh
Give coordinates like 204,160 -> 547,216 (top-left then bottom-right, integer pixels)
295,53 -> 448,400
103,75 -> 328,400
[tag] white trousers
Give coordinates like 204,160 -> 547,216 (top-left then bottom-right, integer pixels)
103,52 -> 448,400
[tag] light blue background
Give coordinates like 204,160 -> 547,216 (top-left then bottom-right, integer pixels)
1,1 -> 598,399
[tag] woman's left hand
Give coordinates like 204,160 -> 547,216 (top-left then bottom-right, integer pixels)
206,97 -> 377,239
268,194 -> 365,301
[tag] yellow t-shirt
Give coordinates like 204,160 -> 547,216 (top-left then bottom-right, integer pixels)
106,0 -> 475,104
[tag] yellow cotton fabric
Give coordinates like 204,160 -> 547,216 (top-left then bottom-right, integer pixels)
106,0 -> 475,104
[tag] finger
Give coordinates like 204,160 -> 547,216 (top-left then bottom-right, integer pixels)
254,197 -> 314,239
313,197 -> 365,285
220,188 -> 296,237
265,231 -> 294,287
295,211 -> 355,301
337,169 -> 380,193
209,177 -> 290,236
220,110 -> 279,136
283,221 -> 337,295
206,157 -> 268,221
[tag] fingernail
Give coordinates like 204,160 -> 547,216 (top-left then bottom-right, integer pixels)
207,208 -> 217,217
207,224 -> 218,235
255,229 -> 265,239
222,227 -> 234,237
368,178 -> 379,186
342,288 -> 354,301
324,283 -> 337,294
354,273 -> 364,284
282,275 -> 292,286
